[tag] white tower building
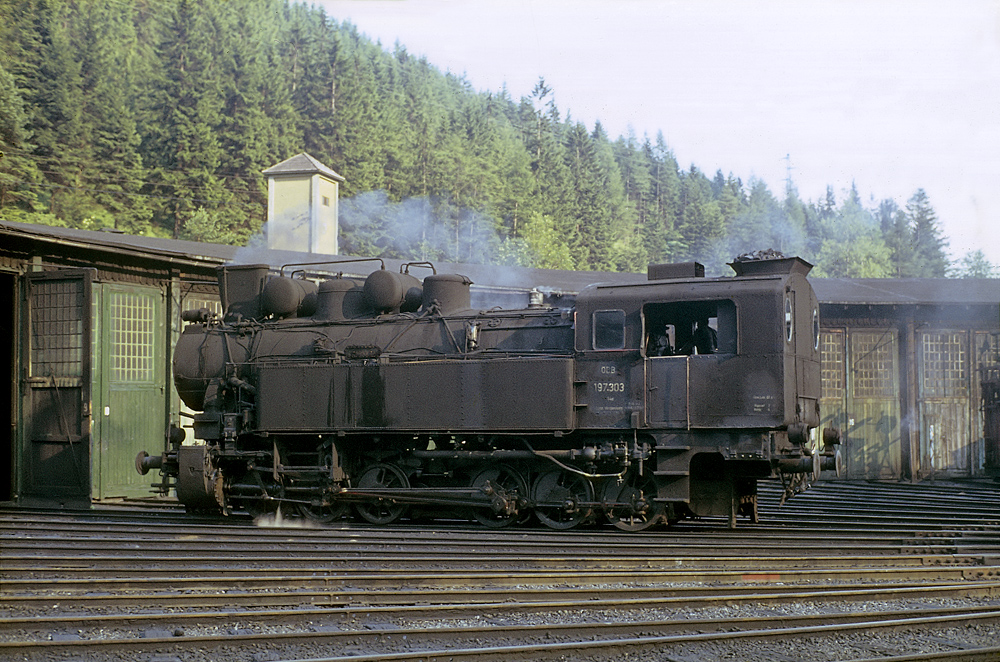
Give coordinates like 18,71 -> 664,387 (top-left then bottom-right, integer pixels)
262,153 -> 345,254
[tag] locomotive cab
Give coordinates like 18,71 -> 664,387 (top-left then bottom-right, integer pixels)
572,256 -> 835,524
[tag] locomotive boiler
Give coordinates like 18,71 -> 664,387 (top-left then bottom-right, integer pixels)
138,255 -> 840,530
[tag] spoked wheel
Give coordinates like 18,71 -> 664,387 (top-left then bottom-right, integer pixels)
603,471 -> 664,532
354,463 -> 410,525
469,465 -> 529,529
297,497 -> 348,523
532,469 -> 593,530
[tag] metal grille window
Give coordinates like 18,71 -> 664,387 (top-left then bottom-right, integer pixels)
975,331 -> 1000,367
30,280 -> 84,378
111,291 -> 155,382
922,332 -> 967,397
820,330 -> 845,400
852,331 -> 896,398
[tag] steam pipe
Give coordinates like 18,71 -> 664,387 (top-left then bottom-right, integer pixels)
279,257 -> 385,277
410,447 -> 623,462
402,261 -> 437,275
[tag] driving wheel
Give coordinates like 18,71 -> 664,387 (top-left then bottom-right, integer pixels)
532,469 -> 593,530
354,463 -> 410,525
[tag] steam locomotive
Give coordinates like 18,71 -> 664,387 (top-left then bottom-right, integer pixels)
138,255 -> 840,530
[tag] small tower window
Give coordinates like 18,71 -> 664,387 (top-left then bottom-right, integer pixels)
322,196 -> 330,206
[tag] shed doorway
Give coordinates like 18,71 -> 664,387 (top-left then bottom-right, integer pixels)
819,328 -> 901,479
917,330 -> 972,476
91,282 -> 166,499
0,272 -> 14,502
21,269 -> 94,506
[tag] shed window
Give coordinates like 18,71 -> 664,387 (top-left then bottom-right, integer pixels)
922,332 -> 968,397
111,291 -> 155,382
30,279 -> 84,378
820,330 -> 846,400
593,309 -> 626,350
853,331 -> 896,398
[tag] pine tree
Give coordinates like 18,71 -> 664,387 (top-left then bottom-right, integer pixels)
26,0 -> 91,224
214,0 -> 298,240
953,250 -> 998,278
678,166 -> 723,264
517,79 -> 574,260
783,184 -> 816,264
0,60 -> 44,217
812,185 -> 891,277
590,123 -> 641,271
875,198 -> 917,277
906,188 -> 949,277
76,0 -> 151,233
144,0 -> 232,240
0,0 -> 48,218
644,133 -> 684,264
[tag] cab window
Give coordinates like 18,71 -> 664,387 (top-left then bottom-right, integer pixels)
643,300 -> 736,356
592,309 -> 626,350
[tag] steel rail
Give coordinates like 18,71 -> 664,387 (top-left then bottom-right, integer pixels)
1,551 -> 984,577
4,564 -> 998,596
0,527 -> 975,554
9,608 -> 1000,662
5,514 -> 997,537
4,579 -> 999,611
5,605 -> 1000,657
8,512 -> 995,535
269,610 -> 1000,662
3,525 -> 994,552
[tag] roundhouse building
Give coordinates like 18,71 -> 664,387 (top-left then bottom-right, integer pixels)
813,278 -> 1000,481
1,218 -> 998,507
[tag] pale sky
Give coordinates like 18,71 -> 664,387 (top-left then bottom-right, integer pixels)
319,0 -> 1000,268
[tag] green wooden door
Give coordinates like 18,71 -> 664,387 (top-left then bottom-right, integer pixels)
92,283 -> 166,499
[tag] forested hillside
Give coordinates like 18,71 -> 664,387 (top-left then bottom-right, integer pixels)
0,0 -> 992,276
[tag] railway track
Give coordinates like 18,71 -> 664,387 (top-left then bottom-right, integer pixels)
2,479 -> 1000,661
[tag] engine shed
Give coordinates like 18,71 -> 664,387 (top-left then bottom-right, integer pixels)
813,279 -> 1000,481
1,217 -> 998,507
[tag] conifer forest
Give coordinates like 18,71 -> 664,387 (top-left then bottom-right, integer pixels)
0,0 -> 993,277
